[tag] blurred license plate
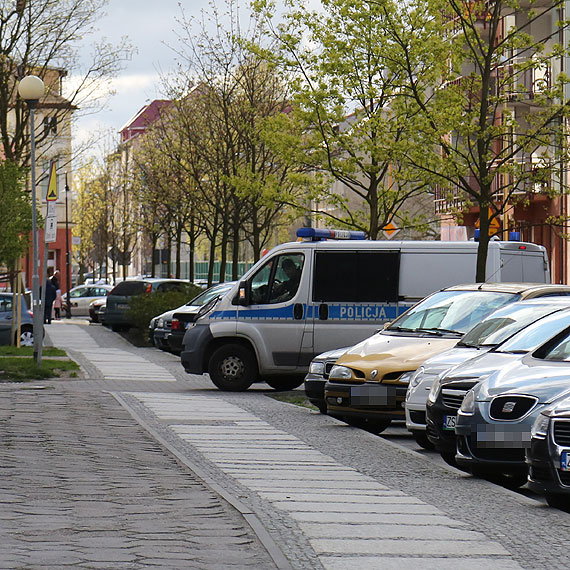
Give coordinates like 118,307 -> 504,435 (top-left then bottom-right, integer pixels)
117,304 -> 129,310
443,415 -> 457,431
350,384 -> 396,407
561,451 -> 570,471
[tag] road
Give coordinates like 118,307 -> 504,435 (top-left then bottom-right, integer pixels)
32,319 -> 570,569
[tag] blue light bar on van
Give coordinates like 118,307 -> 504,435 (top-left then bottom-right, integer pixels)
297,228 -> 366,241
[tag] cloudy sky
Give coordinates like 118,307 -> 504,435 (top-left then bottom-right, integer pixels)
74,0 -> 212,154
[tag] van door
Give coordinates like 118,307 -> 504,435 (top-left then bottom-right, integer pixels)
237,252 -> 310,370
310,250 -> 403,355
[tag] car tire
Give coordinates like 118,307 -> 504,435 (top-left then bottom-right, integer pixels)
545,492 -> 570,510
413,431 -> 435,450
18,326 -> 34,347
208,344 -> 257,392
440,452 -> 459,468
264,376 -> 304,391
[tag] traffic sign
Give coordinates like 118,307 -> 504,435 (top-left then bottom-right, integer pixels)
383,222 -> 400,240
46,161 -> 58,201
45,215 -> 57,243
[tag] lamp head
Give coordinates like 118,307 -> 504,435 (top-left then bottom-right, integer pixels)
18,75 -> 45,102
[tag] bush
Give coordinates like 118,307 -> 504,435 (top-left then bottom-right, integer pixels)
126,286 -> 202,332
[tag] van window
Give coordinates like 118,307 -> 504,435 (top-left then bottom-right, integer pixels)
250,254 -> 304,304
313,252 -> 400,302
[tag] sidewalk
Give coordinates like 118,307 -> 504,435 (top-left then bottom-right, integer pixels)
0,382 -> 278,570
36,321 -> 534,570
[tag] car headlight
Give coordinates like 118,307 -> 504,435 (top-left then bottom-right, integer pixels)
531,413 -> 550,439
309,361 -> 325,376
459,389 -> 476,415
328,365 -> 353,380
409,367 -> 424,388
398,371 -> 415,385
427,376 -> 443,404
157,318 -> 164,328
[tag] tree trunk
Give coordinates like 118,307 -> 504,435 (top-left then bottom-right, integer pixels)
232,205 -> 240,280
175,224 -> 182,279
189,216 -> 195,283
219,215 -> 229,284
476,202 -> 490,282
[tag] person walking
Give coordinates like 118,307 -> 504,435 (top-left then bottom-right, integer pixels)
51,270 -> 62,320
44,268 -> 57,324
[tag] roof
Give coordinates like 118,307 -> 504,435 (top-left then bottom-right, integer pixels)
119,99 -> 172,143
444,283 -> 570,295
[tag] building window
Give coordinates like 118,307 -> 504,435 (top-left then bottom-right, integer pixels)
43,116 -> 57,136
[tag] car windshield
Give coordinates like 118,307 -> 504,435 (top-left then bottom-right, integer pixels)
386,290 -> 517,335
496,310 -> 570,354
188,284 -> 232,307
458,304 -> 564,348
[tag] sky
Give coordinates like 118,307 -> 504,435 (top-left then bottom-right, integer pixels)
73,0 -> 212,156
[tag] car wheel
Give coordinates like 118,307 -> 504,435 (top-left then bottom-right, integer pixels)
18,326 -> 34,347
545,492 -> 570,511
316,402 -> 328,414
440,452 -> 459,468
208,344 -> 257,391
413,431 -> 435,450
264,376 -> 304,391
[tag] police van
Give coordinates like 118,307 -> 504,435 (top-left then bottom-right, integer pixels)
180,228 -> 551,391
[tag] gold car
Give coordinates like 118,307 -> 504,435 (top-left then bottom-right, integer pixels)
324,283 -> 570,433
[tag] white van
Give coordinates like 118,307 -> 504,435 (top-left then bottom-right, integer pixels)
180,228 -> 551,391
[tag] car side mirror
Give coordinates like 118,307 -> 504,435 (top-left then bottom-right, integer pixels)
233,281 -> 250,306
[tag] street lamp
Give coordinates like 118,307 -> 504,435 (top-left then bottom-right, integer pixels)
18,75 -> 45,364
64,173 -> 72,318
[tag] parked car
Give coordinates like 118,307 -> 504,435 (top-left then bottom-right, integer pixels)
452,325 -> 570,488
166,282 -> 236,354
149,282 -> 235,352
304,347 -> 351,414
407,298 -> 570,449
0,293 -> 34,346
324,283 -> 570,433
105,278 -> 194,332
527,394 -> 570,508
88,298 -> 107,323
63,284 -> 112,316
425,307 -> 570,465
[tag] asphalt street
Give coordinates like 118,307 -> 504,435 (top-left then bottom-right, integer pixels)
4,319 -> 568,569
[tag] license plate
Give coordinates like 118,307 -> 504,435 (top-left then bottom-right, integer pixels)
117,304 -> 129,310
561,451 -> 570,472
350,384 -> 396,407
443,415 -> 457,431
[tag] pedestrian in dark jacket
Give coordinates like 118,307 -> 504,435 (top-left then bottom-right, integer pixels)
44,268 -> 57,324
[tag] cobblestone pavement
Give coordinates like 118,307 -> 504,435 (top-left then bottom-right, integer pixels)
0,347 -> 278,568
24,320 -> 570,569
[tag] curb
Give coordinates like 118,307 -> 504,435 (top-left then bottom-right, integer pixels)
111,391 -> 293,570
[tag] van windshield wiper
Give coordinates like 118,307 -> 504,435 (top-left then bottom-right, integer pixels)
386,326 -> 417,333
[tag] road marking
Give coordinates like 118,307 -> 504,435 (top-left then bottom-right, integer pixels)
45,324 -> 176,382
129,392 -> 523,568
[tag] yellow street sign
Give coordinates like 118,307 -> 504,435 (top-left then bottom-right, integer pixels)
46,161 -> 58,201
383,221 -> 400,239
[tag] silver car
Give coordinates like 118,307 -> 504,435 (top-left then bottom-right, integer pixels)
454,324 -> 570,488
0,293 -> 34,346
406,298 -> 570,448
65,284 -> 112,316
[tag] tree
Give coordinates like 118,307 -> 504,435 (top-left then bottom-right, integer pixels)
0,160 -> 32,275
387,0 -> 570,279
253,0 -> 435,239
0,0 -> 131,167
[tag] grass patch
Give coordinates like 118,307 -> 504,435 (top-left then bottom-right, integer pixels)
268,391 -> 318,411
0,351 -> 79,381
0,346 -> 66,357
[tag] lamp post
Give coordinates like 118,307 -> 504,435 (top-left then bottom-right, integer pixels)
18,75 -> 45,364
64,173 -> 72,318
